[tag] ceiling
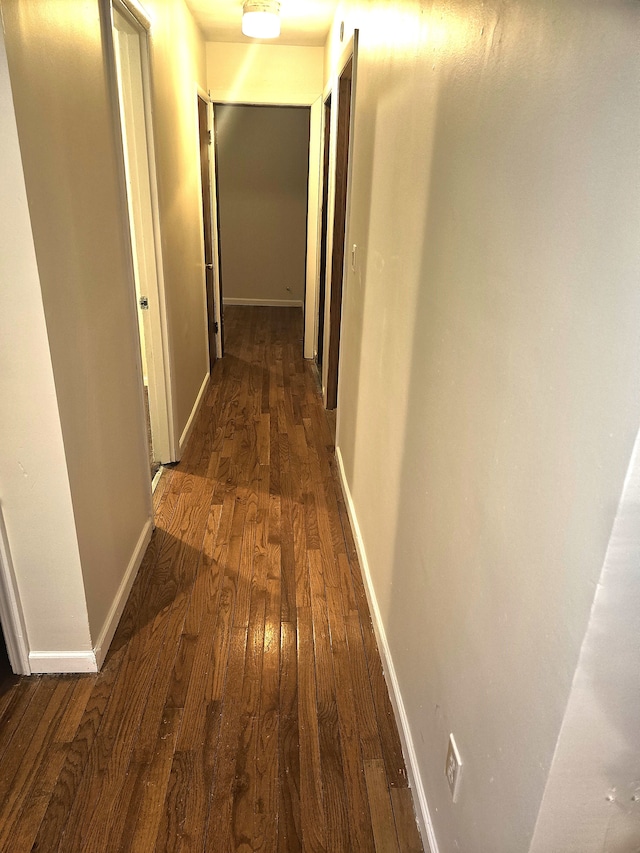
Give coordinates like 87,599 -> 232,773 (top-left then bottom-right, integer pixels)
185,0 -> 339,47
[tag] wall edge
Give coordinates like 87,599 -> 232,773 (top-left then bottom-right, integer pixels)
179,372 -> 210,455
93,516 -> 154,670
335,445 -> 440,853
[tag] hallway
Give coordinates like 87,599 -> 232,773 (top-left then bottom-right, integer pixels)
0,307 -> 423,852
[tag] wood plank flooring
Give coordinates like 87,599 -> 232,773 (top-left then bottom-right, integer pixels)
0,306 -> 424,852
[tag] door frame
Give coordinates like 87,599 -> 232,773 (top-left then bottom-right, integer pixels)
315,94 -> 332,371
304,96 -> 323,359
208,91 -> 323,361
197,88 -> 223,362
320,32 -> 359,410
210,103 -> 225,356
108,0 -> 178,464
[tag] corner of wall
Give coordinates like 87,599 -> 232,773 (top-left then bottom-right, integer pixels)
179,372 -> 210,454
0,19 -> 94,664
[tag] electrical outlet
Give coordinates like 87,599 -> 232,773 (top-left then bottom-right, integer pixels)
445,734 -> 463,802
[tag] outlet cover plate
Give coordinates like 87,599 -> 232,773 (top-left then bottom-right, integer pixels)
445,733 -> 463,802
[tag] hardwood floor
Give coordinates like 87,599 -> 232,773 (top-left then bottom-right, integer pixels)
0,306 -> 424,853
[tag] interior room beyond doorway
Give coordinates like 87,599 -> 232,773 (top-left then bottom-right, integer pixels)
214,104 -> 310,321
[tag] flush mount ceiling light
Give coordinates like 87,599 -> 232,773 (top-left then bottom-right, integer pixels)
242,0 -> 281,38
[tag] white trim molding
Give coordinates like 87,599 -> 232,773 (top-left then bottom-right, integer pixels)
223,298 -> 303,308
179,372 -> 210,455
29,650 -> 98,674
112,0 -> 152,30
335,446 -> 440,853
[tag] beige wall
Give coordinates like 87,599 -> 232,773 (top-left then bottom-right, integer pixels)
0,0 -> 208,664
145,0 -> 210,446
215,105 -> 310,305
1,0 -> 152,651
326,1 -> 640,851
207,42 -> 323,105
0,26 -> 92,658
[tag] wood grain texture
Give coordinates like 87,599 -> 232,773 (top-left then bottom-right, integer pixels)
365,758 -> 401,853
392,787 -> 426,853
0,307 -> 423,853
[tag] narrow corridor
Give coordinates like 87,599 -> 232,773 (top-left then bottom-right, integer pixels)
0,307 -> 423,852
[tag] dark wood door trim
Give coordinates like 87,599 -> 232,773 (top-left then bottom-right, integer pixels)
211,105 -> 225,354
326,57 -> 353,410
317,96 -> 332,372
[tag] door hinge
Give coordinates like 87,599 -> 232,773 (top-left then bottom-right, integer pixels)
214,321 -> 219,334
139,296 -> 149,310
208,130 -> 212,145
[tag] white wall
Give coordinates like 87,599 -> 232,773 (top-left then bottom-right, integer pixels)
326,1 -> 640,851
207,42 -> 323,105
0,23 -> 92,658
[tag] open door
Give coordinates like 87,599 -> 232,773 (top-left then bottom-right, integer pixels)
112,4 -> 176,471
197,93 -> 222,368
326,57 -> 353,410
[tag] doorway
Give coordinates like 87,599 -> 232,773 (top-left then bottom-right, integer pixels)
316,95 -> 332,373
112,3 -> 175,479
214,105 -> 310,315
325,57 -> 353,410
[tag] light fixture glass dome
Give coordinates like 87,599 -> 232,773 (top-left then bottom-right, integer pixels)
242,0 -> 280,38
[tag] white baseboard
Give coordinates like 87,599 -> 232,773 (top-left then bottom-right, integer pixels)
28,517 -> 154,674
93,517 -> 153,669
223,298 -> 303,308
29,650 -> 98,673
151,465 -> 164,494
179,372 -> 210,455
335,446 -> 440,853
